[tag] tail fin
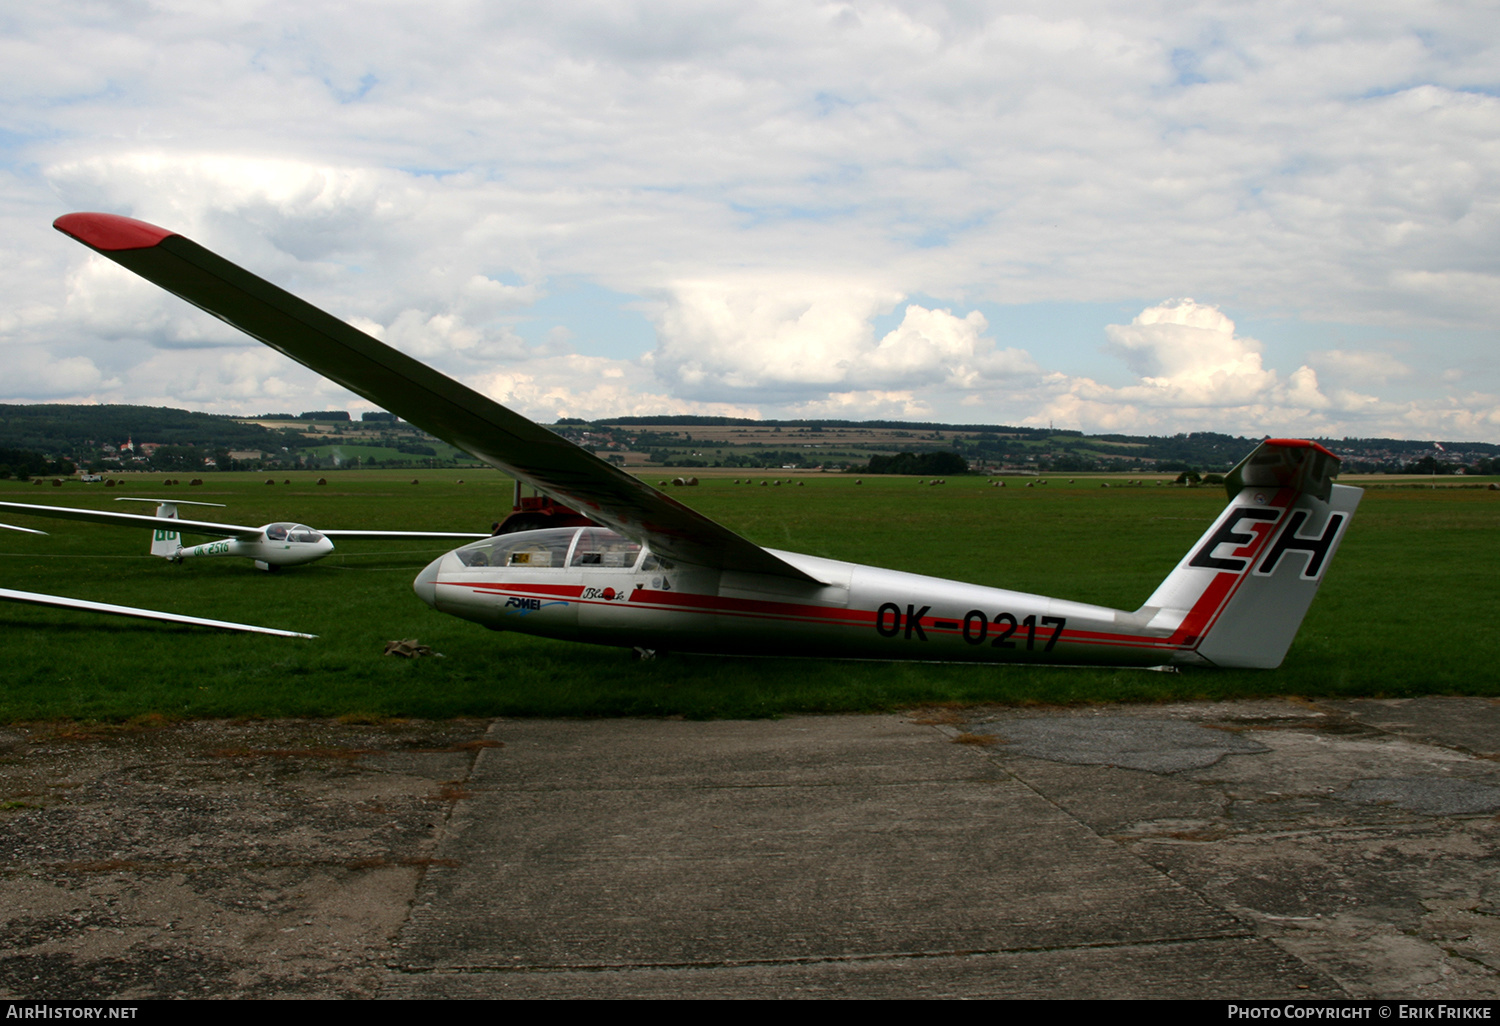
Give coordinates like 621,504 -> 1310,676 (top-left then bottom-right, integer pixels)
1140,440 -> 1361,669
149,501 -> 182,559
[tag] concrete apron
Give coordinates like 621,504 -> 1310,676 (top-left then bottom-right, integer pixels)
2,698 -> 1498,999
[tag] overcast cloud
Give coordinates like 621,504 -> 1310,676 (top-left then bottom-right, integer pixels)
2,1 -> 1497,439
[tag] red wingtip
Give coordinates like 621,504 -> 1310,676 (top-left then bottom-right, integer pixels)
53,212 -> 176,252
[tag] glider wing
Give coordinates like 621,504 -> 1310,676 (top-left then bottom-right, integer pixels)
320,530 -> 491,540
0,501 -> 265,540
53,213 -> 822,583
0,587 -> 316,638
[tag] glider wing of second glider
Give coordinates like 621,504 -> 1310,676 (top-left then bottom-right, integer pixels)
0,500 -> 265,539
53,213 -> 821,585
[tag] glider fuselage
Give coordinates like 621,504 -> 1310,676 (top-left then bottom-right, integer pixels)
168,522 -> 334,568
419,539 -> 1161,664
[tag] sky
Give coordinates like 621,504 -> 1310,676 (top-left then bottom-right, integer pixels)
2,1 -> 1498,441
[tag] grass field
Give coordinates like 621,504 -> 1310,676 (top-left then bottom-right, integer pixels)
1,470 -> 1496,721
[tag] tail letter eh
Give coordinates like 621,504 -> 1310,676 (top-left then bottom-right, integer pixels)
1187,507 -> 1280,572
1255,510 -> 1348,581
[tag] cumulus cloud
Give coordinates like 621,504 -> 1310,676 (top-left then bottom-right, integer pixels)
648,282 -> 1037,401
1102,300 -> 1278,407
1033,300 -> 1339,434
471,354 -> 763,423
1023,299 -> 1500,439
4,349 -> 109,398
2,3 -> 1498,438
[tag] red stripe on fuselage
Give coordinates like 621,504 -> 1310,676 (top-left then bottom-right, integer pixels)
442,578 -> 1201,655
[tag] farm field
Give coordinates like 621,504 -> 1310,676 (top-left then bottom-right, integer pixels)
0,469 -> 1496,721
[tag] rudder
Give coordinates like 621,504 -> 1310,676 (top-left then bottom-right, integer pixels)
1139,440 -> 1361,669
148,501 -> 182,559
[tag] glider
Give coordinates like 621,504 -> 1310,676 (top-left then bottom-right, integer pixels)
1,515 -> 313,636
53,212 -> 1361,668
0,497 -> 488,571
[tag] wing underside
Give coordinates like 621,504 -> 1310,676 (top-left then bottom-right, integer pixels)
52,213 -> 822,584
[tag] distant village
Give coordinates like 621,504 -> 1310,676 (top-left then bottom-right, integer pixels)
1,404 -> 1497,480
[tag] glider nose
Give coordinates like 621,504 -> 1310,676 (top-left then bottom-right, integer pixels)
414,554 -> 442,608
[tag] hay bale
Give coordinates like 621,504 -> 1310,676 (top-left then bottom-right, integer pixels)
316,478 -> 327,485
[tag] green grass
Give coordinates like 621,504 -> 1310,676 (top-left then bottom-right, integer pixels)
1,471 -> 1496,720
300,442 -> 480,464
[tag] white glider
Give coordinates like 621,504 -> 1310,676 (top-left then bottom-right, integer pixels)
53,212 -> 1361,668
0,497 -> 488,571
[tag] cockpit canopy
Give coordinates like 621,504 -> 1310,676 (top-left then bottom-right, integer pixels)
265,522 -> 326,544
455,526 -> 646,570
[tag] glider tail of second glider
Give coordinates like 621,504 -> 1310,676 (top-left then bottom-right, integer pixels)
147,502 -> 182,559
115,499 -> 227,560
1142,439 -> 1361,669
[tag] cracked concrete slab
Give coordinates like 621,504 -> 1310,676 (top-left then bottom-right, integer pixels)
0,719 -> 490,998
1,697 -> 1497,998
967,716 -> 1271,772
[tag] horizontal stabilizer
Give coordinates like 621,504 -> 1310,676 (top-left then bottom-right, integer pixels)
116,498 -> 227,508
1225,438 -> 1340,503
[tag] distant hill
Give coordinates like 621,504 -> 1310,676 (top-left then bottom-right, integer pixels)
0,404 -> 292,453
2,404 -> 1495,475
